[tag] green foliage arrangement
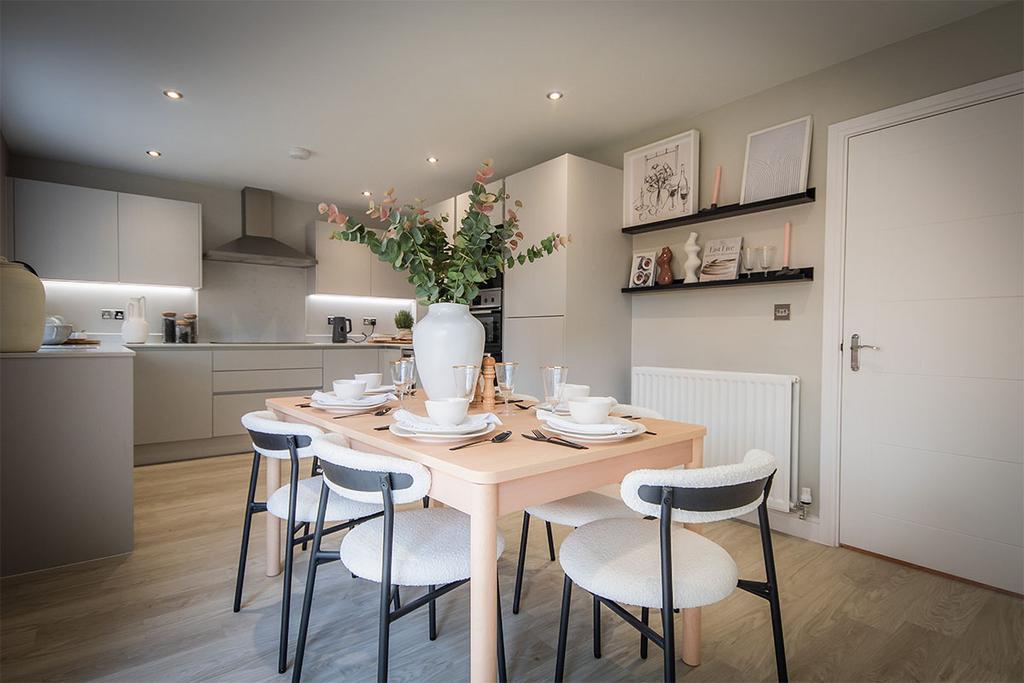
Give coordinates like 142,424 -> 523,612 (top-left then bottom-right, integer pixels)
393,309 -> 414,330
318,160 -> 569,305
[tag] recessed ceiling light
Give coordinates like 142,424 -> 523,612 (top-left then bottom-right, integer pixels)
426,156 -> 438,164
145,149 -> 162,158
362,190 -> 373,197
162,89 -> 183,100
546,91 -> 563,101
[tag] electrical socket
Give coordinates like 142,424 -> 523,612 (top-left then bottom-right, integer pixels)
363,317 -> 376,326
113,310 -> 125,320
102,308 -> 125,320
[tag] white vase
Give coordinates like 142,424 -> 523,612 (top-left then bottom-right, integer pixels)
412,303 -> 485,400
683,232 -> 702,283
121,296 -> 150,344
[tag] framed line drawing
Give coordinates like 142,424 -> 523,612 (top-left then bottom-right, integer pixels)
623,129 -> 700,228
740,115 -> 812,204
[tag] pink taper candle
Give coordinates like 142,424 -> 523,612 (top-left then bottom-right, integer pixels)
711,166 -> 722,207
783,222 -> 792,268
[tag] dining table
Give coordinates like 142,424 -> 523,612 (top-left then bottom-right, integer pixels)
265,394 -> 707,683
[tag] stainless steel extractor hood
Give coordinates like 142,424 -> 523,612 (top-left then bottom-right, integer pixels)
204,187 -> 317,268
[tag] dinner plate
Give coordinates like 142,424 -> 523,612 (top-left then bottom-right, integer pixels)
311,403 -> 382,415
392,419 -> 490,436
389,423 -> 495,443
535,402 -> 571,415
542,417 -> 646,443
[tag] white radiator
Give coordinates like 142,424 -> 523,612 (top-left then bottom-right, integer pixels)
631,366 -> 799,512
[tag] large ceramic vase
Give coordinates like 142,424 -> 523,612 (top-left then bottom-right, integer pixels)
412,303 -> 484,399
0,257 -> 46,352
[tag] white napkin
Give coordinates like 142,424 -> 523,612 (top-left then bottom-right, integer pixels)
393,409 -> 503,433
536,410 -> 637,435
311,391 -> 395,407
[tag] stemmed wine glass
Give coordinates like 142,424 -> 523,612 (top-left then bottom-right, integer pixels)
390,357 -> 416,409
494,362 -> 519,415
452,364 -> 480,401
742,247 -> 757,278
541,365 -> 569,410
758,245 -> 777,278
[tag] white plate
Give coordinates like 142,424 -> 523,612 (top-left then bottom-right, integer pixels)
365,384 -> 396,394
393,417 -> 492,436
543,417 -> 646,442
311,403 -> 382,415
313,393 -> 390,408
389,423 -> 495,443
536,402 -> 571,415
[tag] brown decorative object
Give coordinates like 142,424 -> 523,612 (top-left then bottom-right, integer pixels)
656,247 -> 674,285
480,356 -> 497,412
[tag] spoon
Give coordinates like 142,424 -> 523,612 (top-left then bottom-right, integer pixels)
335,406 -> 392,419
449,430 -> 512,451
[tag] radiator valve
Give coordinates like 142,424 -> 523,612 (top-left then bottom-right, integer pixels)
797,487 -> 813,520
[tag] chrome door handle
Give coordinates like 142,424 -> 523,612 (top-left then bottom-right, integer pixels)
850,333 -> 880,372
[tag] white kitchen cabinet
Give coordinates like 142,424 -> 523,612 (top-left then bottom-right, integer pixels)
307,220 -> 372,296
369,250 -> 415,299
503,316 -> 566,399
455,177 -> 504,232
134,350 -> 213,444
13,178 -> 118,281
117,192 -> 202,288
425,197 -> 457,241
323,348 -> 382,389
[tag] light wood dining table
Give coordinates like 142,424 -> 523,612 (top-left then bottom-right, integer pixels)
265,395 -> 707,683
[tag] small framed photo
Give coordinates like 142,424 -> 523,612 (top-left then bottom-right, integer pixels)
623,130 -> 700,228
740,115 -> 812,204
628,251 -> 657,288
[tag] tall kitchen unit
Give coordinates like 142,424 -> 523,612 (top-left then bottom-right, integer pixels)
503,154 -> 630,400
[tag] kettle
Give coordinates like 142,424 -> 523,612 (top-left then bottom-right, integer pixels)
121,296 -> 150,343
330,316 -> 353,343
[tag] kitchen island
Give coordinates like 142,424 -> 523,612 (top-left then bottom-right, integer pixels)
0,346 -> 135,576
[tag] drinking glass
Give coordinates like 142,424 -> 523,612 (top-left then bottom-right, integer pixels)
390,358 -> 416,409
494,362 -> 519,415
758,245 -> 777,277
742,247 -> 757,278
452,364 -> 480,401
541,365 -> 569,410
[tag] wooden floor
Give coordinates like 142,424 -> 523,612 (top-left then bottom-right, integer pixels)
2,454 -> 1021,683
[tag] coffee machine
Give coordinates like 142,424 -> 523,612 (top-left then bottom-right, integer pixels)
329,316 -> 353,343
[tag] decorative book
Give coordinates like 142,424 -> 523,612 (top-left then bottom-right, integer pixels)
699,237 -> 742,281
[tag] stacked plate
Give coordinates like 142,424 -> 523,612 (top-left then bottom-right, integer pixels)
536,411 -> 646,443
388,410 -> 497,444
309,390 -> 393,415
365,384 -> 397,395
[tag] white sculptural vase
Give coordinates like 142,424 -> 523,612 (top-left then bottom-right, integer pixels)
412,303 -> 485,400
683,232 -> 702,283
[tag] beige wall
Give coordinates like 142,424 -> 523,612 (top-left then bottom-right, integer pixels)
582,3 -> 1023,516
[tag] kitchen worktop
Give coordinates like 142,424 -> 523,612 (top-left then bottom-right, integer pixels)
1,345 -> 135,359
126,341 -> 411,350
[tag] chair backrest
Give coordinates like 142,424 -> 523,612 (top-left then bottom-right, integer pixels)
312,433 -> 430,506
610,403 -> 664,419
621,449 -> 777,523
240,410 -> 323,460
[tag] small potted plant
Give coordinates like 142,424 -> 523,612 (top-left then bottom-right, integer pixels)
393,309 -> 414,341
319,160 -> 568,398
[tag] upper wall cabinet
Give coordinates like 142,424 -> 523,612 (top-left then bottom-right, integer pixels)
117,193 -> 202,288
455,177 -> 504,230
369,250 -> 414,298
307,220 -> 371,296
14,179 -> 119,282
425,197 -> 456,241
13,179 -> 202,288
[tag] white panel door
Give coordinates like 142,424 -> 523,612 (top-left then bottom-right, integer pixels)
503,316 -> 565,399
118,192 -> 201,287
13,179 -> 118,281
840,94 -> 1023,593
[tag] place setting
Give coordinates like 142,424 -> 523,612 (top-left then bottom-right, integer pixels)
528,369 -> 648,445
305,373 -> 397,417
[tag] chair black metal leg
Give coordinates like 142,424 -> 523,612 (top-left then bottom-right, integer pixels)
232,451 -> 261,613
659,489 -> 676,683
545,521 -> 556,561
377,581 -> 391,683
291,482 -> 330,683
662,602 -> 675,683
300,523 -> 310,551
512,512 -> 530,615
392,586 -> 402,610
757,502 -> 788,682
422,495 -> 430,508
554,574 -> 573,682
428,585 -> 438,641
497,581 -> 507,683
640,607 -> 649,658
278,457 -> 300,674
593,593 -> 602,658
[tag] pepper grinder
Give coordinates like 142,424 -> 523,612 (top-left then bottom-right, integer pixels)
480,355 -> 497,412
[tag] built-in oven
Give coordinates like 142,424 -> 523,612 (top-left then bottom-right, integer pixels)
471,287 -> 502,361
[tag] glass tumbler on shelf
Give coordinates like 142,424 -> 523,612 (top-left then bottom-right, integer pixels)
541,365 -> 569,410
494,362 -> 519,415
452,364 -> 480,401
758,245 -> 777,277
390,358 -> 416,409
741,247 -> 757,278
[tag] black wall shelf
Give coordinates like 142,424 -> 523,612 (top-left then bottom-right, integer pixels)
622,267 -> 813,294
622,188 -> 815,235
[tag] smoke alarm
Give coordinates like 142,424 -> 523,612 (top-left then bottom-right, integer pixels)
289,147 -> 312,160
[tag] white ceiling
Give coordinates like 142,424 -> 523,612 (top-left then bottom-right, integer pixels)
1,1 -> 996,207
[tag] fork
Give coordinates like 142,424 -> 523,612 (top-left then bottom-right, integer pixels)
530,428 -> 588,450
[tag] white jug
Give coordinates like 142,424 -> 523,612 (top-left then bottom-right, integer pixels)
121,296 -> 150,343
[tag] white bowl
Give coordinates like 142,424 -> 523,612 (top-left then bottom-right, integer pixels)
560,383 -> 591,400
568,397 -> 617,425
354,372 -> 382,390
425,398 -> 470,427
333,379 -> 367,400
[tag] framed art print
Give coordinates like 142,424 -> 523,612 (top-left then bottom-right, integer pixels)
628,251 -> 657,288
740,115 -> 812,204
623,130 -> 700,228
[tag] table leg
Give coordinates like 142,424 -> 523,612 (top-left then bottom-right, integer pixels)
265,456 -> 282,577
681,436 -> 704,666
469,483 -> 498,683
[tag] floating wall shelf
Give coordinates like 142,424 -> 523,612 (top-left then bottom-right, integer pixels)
622,188 -> 816,235
621,267 -> 813,294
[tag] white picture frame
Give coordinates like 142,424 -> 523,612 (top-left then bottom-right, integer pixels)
740,115 -> 812,204
627,251 -> 657,289
623,129 -> 700,228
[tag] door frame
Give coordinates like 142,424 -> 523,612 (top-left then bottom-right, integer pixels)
818,71 -> 1023,547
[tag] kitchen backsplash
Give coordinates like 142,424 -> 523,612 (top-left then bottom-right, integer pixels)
305,293 -> 416,339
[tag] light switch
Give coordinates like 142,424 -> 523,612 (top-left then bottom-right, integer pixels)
774,304 -> 790,321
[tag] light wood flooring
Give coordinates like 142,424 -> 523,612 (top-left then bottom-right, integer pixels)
2,454 -> 1021,682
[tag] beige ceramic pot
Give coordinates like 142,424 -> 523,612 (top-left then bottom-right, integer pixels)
0,257 -> 46,352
